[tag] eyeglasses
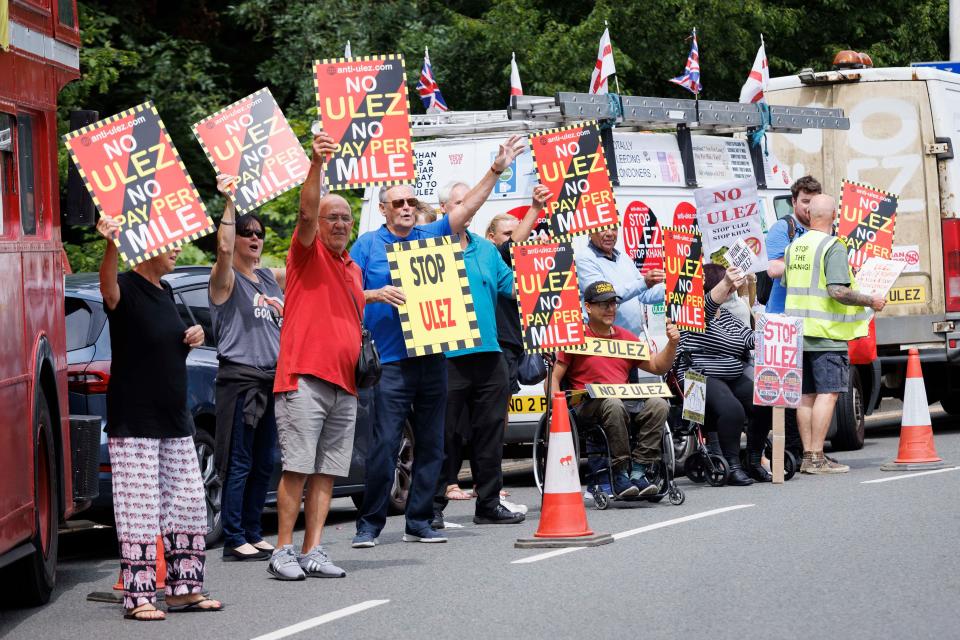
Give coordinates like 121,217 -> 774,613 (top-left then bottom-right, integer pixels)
589,300 -> 619,309
389,197 -> 419,209
321,215 -> 354,225
237,228 -> 265,239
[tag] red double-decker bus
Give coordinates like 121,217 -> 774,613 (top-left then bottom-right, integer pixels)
0,0 -> 99,605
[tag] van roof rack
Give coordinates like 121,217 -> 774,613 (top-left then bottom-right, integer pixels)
409,92 -> 849,189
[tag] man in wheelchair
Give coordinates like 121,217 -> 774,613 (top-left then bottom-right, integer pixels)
551,281 -> 680,499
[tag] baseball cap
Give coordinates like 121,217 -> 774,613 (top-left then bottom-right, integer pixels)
584,281 -> 621,303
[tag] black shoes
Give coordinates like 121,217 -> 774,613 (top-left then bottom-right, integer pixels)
430,510 -> 445,530
747,451 -> 773,482
223,545 -> 270,561
726,463 -> 755,486
473,504 -> 525,525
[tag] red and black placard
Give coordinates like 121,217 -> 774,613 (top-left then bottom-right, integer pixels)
63,101 -> 213,268
622,200 -> 665,276
663,227 -> 705,332
314,54 -> 416,190
837,179 -> 898,270
510,240 -> 585,353
192,88 -> 309,214
529,121 -> 618,240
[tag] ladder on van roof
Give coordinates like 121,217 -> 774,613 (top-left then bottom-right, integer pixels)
409,92 -> 849,189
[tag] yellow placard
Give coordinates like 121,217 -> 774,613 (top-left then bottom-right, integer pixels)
562,336 -> 651,360
886,285 -> 926,305
387,236 -> 480,357
508,395 -> 547,415
586,382 -> 674,399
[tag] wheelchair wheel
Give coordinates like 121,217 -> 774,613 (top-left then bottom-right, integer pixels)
705,454 -> 729,487
593,489 -> 610,510
784,449 -> 798,481
684,454 -> 706,483
533,412 -> 581,495
668,486 -> 685,506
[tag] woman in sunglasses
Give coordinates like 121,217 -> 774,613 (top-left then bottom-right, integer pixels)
209,174 -> 286,561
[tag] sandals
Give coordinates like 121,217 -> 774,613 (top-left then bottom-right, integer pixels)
166,596 -> 225,613
124,605 -> 165,621
445,486 -> 473,500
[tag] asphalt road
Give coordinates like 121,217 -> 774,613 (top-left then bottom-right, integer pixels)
2,404 -> 959,640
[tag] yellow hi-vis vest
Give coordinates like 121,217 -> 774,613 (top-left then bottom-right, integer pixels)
784,229 -> 870,341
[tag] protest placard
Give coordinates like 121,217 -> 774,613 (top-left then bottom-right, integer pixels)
586,382 -> 673,399
562,336 -> 651,361
510,240 -> 585,352
314,54 -> 416,190
855,256 -> 907,298
529,121 -> 618,240
621,200 -> 665,276
663,227 -> 705,332
192,88 -> 309,214
726,237 -> 759,273
838,180 -> 898,270
753,314 -> 803,408
682,370 -> 706,424
694,177 -> 767,273
386,236 -> 479,357
64,101 -> 213,268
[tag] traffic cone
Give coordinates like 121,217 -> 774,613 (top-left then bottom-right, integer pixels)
881,349 -> 946,471
516,392 -> 613,549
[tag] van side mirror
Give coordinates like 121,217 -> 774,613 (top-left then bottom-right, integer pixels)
773,195 -> 794,221
63,110 -> 98,226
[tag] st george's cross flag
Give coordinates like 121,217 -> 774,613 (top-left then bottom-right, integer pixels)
739,39 -> 769,104
670,28 -> 702,95
417,47 -> 449,113
589,27 -> 616,95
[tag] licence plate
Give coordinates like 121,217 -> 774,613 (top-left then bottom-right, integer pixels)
508,395 -> 547,414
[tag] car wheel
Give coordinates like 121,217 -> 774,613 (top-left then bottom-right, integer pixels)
831,367 -> 865,451
388,423 -> 414,515
1,390 -> 59,606
193,429 -> 223,546
938,393 -> 960,416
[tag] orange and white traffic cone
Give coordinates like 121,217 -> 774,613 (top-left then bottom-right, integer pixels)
881,348 -> 946,471
516,392 -> 613,549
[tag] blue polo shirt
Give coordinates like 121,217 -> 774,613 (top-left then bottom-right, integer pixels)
350,217 -> 453,364
764,215 -> 807,314
447,232 -> 514,359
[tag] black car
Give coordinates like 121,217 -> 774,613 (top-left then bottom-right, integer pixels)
65,266 -> 410,544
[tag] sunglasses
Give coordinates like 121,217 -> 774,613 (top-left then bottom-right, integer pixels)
389,197 -> 419,209
237,228 -> 265,239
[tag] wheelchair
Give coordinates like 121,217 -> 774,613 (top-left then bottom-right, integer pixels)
532,375 -> 685,509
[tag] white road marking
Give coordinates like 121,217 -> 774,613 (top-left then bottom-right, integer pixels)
861,467 -> 960,484
250,600 -> 389,640
512,504 -> 755,564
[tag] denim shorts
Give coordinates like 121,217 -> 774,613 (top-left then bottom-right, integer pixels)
801,351 -> 850,395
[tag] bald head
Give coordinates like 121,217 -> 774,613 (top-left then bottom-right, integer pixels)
807,194 -> 837,232
318,193 -> 354,253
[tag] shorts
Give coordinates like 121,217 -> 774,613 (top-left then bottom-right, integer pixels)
801,351 -> 849,395
274,375 -> 357,476
501,345 -> 523,394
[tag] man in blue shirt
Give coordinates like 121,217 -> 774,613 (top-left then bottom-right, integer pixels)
764,175 -> 821,313
575,227 -> 666,338
350,135 -> 526,547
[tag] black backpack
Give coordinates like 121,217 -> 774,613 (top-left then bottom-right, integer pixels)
756,216 -> 797,305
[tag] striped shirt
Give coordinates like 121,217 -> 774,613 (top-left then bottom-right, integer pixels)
675,294 -> 754,383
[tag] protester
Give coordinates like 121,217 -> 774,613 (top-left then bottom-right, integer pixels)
431,185 -> 523,529
575,228 -> 666,338
552,281 -> 677,498
268,132 -> 359,580
675,264 -> 770,485
784,194 -> 884,473
96,217 -> 222,621
208,176 -> 283,562
351,135 -> 527,547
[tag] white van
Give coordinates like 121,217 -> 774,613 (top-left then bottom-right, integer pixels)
358,118 -> 797,446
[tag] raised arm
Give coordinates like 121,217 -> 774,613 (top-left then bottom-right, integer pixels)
209,175 -> 238,306
446,135 -> 527,234
710,266 -> 745,305
296,131 -> 337,248
511,184 -> 551,243
637,320 -> 680,376
97,216 -> 121,311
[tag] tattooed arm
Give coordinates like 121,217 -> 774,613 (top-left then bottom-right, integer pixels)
826,284 -> 887,311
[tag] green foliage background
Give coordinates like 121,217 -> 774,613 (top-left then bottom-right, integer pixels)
61,0 -> 949,271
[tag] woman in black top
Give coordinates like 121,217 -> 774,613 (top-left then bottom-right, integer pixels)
97,216 -> 223,621
675,264 -> 771,485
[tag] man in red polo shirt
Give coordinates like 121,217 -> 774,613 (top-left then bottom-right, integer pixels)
552,281 -> 679,499
268,132 -> 363,581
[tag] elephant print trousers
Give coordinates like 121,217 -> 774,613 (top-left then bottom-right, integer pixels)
108,436 -> 208,609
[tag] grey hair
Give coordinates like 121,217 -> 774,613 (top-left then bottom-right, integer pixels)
378,184 -> 414,204
437,181 -> 469,206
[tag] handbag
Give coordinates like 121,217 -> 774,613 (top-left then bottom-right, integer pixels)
517,351 -> 548,386
341,279 -> 382,388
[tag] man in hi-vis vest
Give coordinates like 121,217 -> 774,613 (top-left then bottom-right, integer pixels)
784,195 -> 886,474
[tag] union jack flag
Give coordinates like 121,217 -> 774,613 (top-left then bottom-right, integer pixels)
417,48 -> 448,113
670,29 -> 702,95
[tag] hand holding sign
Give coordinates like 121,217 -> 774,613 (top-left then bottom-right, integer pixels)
377,285 -> 406,307
531,184 -> 551,210
665,319 -> 681,345
216,174 -> 239,196
96,215 -> 121,241
644,268 -> 666,288
310,130 -> 338,163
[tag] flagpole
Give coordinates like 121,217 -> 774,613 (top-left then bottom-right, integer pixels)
605,20 -> 622,95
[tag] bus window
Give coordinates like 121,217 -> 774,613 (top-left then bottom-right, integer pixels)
0,114 -> 10,238
58,0 -> 77,28
16,115 -> 38,236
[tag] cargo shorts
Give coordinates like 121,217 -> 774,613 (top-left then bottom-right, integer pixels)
801,351 -> 850,395
274,375 -> 357,476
